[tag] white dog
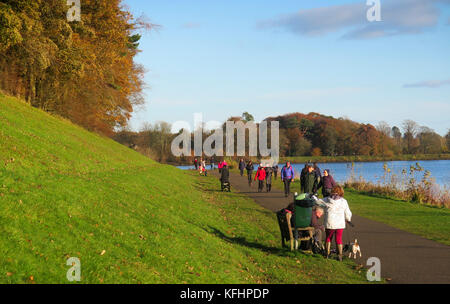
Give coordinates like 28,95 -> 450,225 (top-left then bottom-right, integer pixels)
349,239 -> 362,259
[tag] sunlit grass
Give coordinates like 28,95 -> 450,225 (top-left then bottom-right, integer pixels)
0,95 -> 369,284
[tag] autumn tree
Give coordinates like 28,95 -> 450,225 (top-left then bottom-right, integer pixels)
402,120 -> 420,154
446,130 -> 450,152
0,0 -> 154,135
376,121 -> 394,157
353,124 -> 380,156
417,127 -> 442,154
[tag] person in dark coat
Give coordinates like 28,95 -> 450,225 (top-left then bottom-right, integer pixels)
311,206 -> 325,244
194,158 -> 199,170
265,166 -> 273,192
301,165 -> 318,194
246,161 -> 254,186
300,163 -> 308,185
272,165 -> 279,180
239,159 -> 246,177
318,169 -> 337,198
210,157 -> 215,170
220,164 -> 230,184
313,162 -> 322,184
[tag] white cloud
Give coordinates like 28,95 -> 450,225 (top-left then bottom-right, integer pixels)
403,79 -> 450,88
181,22 -> 201,29
258,0 -> 450,39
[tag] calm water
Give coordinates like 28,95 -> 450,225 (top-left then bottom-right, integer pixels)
178,160 -> 450,188
289,160 -> 450,188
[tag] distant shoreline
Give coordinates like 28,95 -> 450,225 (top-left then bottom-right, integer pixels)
280,154 -> 450,164
167,154 -> 450,166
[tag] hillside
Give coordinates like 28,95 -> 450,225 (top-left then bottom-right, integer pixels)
0,93 -> 366,284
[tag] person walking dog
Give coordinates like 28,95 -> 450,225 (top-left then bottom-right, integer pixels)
312,186 -> 352,261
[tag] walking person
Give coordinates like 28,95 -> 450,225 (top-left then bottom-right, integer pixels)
318,169 -> 337,198
300,163 -> 308,185
301,164 -> 318,195
313,162 -> 322,184
254,164 -> 266,193
265,165 -> 273,192
220,163 -> 230,191
194,158 -> 199,171
199,159 -> 205,176
272,164 -> 279,180
201,159 -> 206,170
246,160 -> 254,187
312,186 -> 352,261
210,157 -> 215,170
239,159 -> 246,177
218,160 -> 224,174
281,162 -> 295,198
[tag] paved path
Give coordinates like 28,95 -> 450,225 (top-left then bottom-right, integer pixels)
213,170 -> 450,284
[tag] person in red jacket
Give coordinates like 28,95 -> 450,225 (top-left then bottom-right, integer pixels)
254,164 -> 267,193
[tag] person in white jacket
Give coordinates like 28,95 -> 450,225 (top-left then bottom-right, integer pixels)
312,186 -> 352,261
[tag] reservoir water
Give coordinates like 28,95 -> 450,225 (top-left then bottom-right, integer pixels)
178,160 -> 450,188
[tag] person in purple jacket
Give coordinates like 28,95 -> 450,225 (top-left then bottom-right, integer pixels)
281,162 -> 295,198
318,169 -> 337,198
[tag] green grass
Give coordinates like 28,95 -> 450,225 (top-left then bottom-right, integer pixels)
269,177 -> 450,246
0,95 -> 368,284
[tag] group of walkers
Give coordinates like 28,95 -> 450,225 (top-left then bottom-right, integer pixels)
193,158 -> 208,176
193,157 -> 352,261
279,161 -> 352,261
238,159 -> 279,193
278,162 -> 351,261
280,161 -> 337,198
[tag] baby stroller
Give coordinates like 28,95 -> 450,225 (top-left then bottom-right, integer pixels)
221,181 -> 231,192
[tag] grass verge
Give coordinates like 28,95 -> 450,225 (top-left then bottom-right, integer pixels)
0,94 -> 369,284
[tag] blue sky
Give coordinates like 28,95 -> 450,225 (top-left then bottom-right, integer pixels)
123,0 -> 450,135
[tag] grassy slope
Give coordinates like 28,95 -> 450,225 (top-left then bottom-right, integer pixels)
269,177 -> 450,246
0,94 -> 367,284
